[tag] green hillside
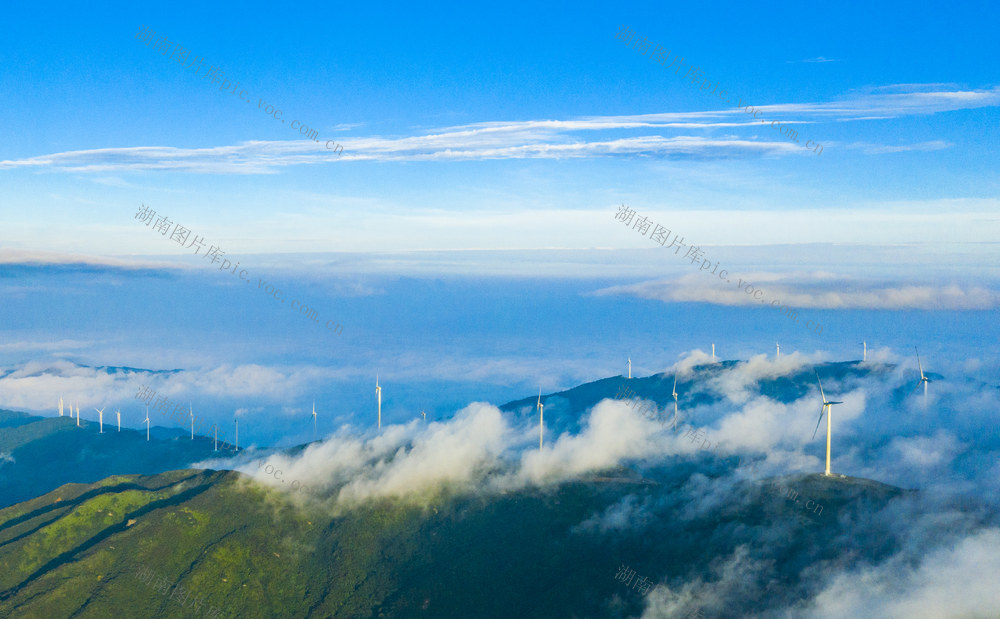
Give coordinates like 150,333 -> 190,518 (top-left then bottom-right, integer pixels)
0,464 -> 915,618
0,409 -> 235,510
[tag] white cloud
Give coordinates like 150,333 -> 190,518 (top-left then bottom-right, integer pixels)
2,84 -> 995,173
0,339 -> 93,353
801,528 -> 1000,618
887,431 -> 962,469
514,400 -> 667,485
846,140 -> 951,154
596,272 -> 1000,310
0,249 -> 185,270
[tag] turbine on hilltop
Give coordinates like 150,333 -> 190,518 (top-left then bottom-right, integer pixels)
811,370 -> 843,477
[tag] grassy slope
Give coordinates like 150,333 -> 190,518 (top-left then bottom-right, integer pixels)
0,410 -> 237,510
0,465 -> 914,618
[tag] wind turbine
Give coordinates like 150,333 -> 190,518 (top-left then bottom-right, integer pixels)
59,396 -> 64,417
76,404 -> 80,427
144,407 -> 150,441
913,347 -> 932,407
776,342 -> 780,358
627,357 -> 632,379
116,409 -> 121,432
670,375 -> 680,430
811,371 -> 843,476
375,374 -> 382,429
214,424 -> 218,451
861,340 -> 867,362
421,410 -> 426,421
312,401 -> 317,436
711,343 -> 716,363
95,407 -> 105,433
537,388 -> 544,449
189,403 -> 194,440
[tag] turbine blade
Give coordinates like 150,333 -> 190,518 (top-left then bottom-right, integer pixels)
915,347 -> 924,377
814,370 -> 827,403
909,380 -> 924,397
811,405 -> 826,440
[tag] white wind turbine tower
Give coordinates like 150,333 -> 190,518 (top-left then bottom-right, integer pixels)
116,410 -> 121,432
711,343 -> 716,363
811,371 -> 843,476
312,401 -> 317,436
214,424 -> 218,451
144,407 -> 150,441
375,374 -> 382,429
861,340 -> 867,362
76,404 -> 80,427
627,357 -> 632,379
59,397 -> 64,417
913,347 -> 932,407
537,388 -> 544,449
95,407 -> 105,433
421,410 -> 426,421
189,403 -> 194,440
776,342 -> 780,358
670,375 -> 680,431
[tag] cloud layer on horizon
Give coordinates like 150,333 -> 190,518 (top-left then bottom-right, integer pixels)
594,271 -> 1000,310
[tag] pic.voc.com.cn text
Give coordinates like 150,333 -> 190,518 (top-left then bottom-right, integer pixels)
134,205 -> 344,336
134,25 -> 344,155
613,205 -> 824,336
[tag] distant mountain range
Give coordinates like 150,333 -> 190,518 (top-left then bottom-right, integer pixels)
0,359 -> 920,511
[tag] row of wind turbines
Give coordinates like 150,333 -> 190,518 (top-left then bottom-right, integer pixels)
58,375 -> 425,452
621,342 -> 936,478
59,398 -> 122,433
58,398 -> 245,452
57,342 -> 934,472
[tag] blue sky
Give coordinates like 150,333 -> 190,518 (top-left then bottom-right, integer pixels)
2,0 -> 999,256
2,1 -> 999,445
